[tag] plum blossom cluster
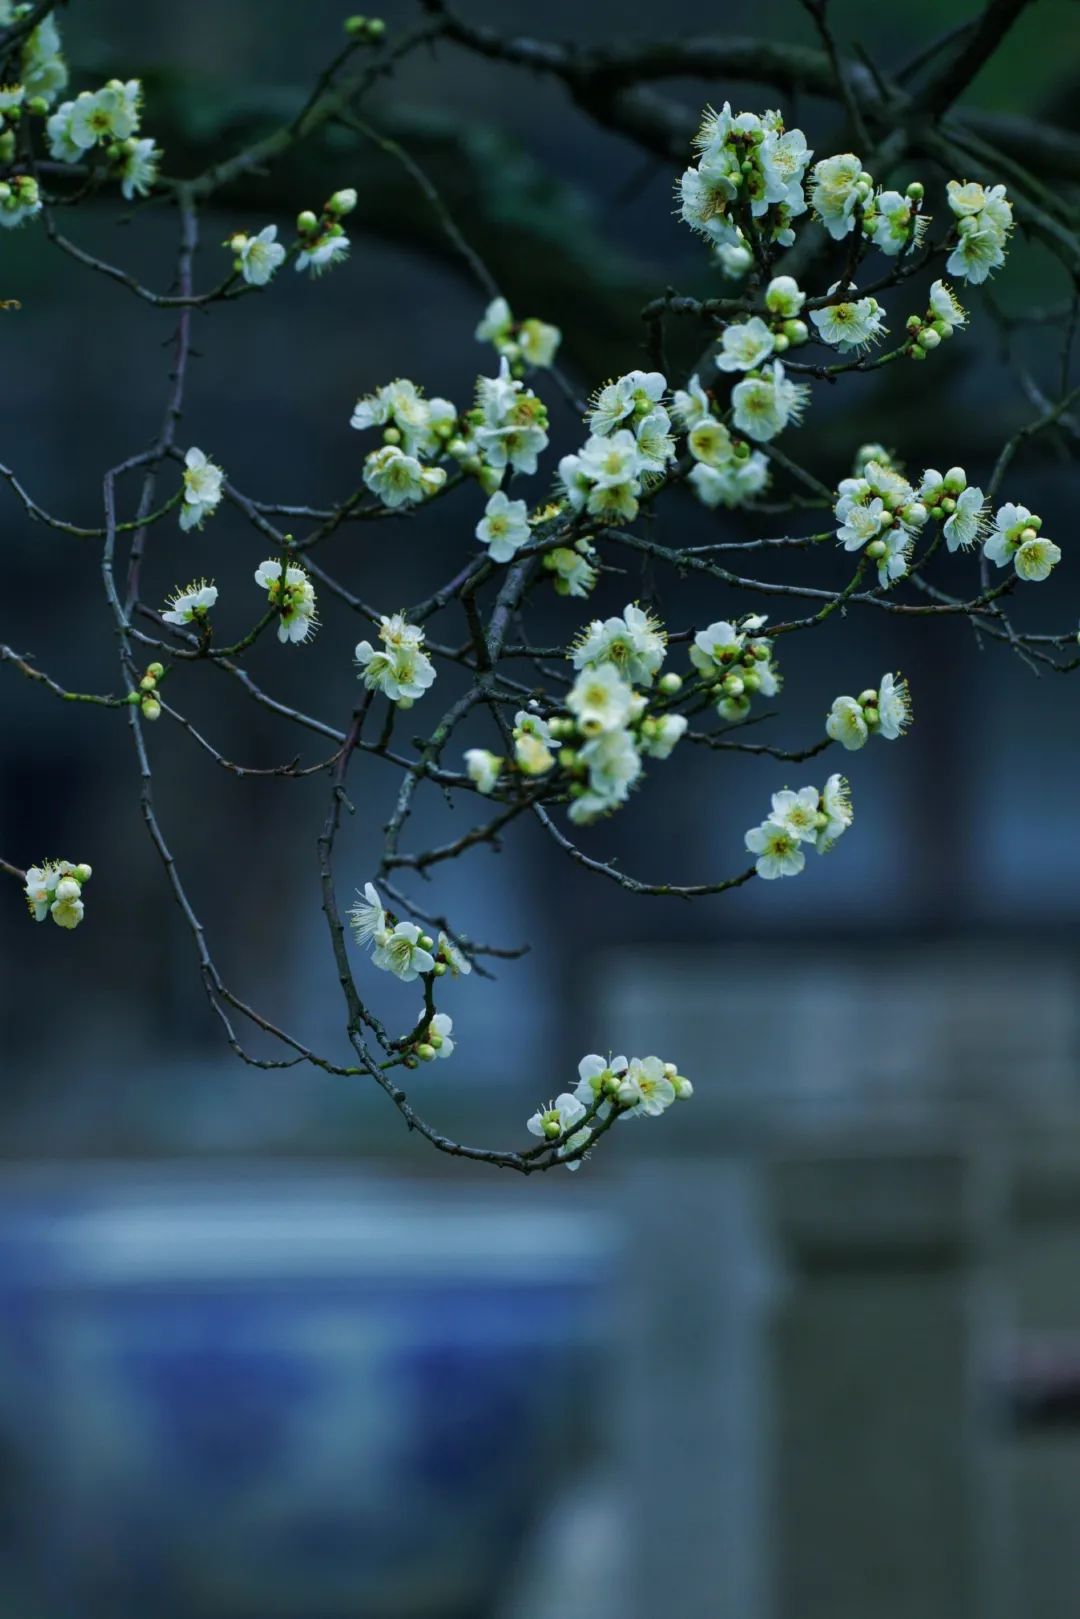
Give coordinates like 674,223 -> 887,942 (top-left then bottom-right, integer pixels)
475,296 -> 561,372
557,369 -> 675,523
349,883 -> 469,998
945,180 -> 1014,284
826,672 -> 911,751
678,102 -> 812,267
745,776 -> 853,878
688,615 -> 780,724
354,613 -> 435,705
47,77 -> 161,199
353,378 -> 455,508
254,558 -> 319,643
810,157 -> 929,259
834,452 -> 929,587
294,189 -> 356,276
672,373 -> 771,508
24,859 -> 91,930
528,1050 -> 693,1169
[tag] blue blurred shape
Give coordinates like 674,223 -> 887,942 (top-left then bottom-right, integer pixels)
0,1166 -> 610,1619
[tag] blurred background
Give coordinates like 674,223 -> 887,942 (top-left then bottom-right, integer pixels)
1,0 -> 1079,1614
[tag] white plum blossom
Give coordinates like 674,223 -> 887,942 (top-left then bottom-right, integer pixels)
363,444 -> 445,509
355,614 -> 436,704
117,137 -> 161,200
765,275 -> 806,317
944,486 -> 986,550
372,921 -> 436,982
745,819 -> 806,879
349,882 -> 387,950
634,406 -> 677,473
513,711 -> 555,777
826,695 -> 869,751
617,1054 -> 676,1117
731,361 -> 809,442
810,294 -> 887,352
437,932 -> 472,977
715,317 -> 775,373
254,559 -> 318,643
571,604 -> 667,688
475,297 -> 561,370
475,490 -> 530,562
422,1012 -> 455,1059
296,225 -> 349,275
877,672 -> 912,740
587,370 -> 666,436
810,153 -> 868,238
527,1092 -> 587,1143
465,748 -> 502,794
24,860 -> 91,929
818,774 -> 853,852
162,580 -> 217,625
671,373 -> 712,430
869,189 -> 927,257
0,174 -> 42,228
768,785 -> 821,844
639,712 -> 688,759
929,279 -> 967,332
687,418 -> 735,468
688,453 -> 771,508
232,225 -> 286,286
473,359 -> 550,476
567,663 -> 635,736
574,1053 -> 627,1111
179,447 -> 224,530
983,503 -> 1060,580
571,726 -> 642,822
545,543 -> 598,598
560,430 -> 645,523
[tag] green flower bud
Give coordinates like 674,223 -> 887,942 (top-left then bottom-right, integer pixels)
863,705 -> 880,728
141,696 -> 162,721
542,1116 -> 562,1140
940,496 -> 956,515
906,181 -> 924,201
722,674 -> 745,698
75,863 -> 93,883
773,333 -> 790,353
657,672 -> 682,697
782,318 -> 809,345
296,210 -> 318,235
26,96 -> 49,118
382,425 -> 401,446
865,540 -> 887,560
943,466 -> 966,493
858,689 -> 878,706
326,188 -> 358,217
416,1043 -> 436,1062
920,328 -> 941,350
139,673 -> 157,692
432,961 -> 447,976
147,662 -> 165,680
909,344 -> 928,360
418,934 -> 434,952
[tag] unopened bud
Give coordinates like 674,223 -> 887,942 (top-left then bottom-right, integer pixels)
296,209 -> 318,234
416,1043 -> 436,1062
658,672 -> 682,696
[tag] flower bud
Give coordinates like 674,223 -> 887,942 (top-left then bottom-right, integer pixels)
75,863 -> 93,883
863,704 -> 879,728
866,540 -> 886,559
147,662 -> 165,680
432,961 -> 447,976
382,425 -> 401,446
26,96 -> 49,117
542,1116 -> 562,1140
943,466 -> 966,493
920,327 -> 941,350
418,934 -> 434,952
296,209 -> 318,235
55,877 -> 81,902
416,1043 -> 436,1062
658,672 -> 682,697
906,181 -> 924,201
782,319 -> 809,345
858,689 -> 878,707
326,188 -> 357,217
741,670 -> 760,693
722,674 -> 745,698
139,673 -> 157,692
141,696 -> 161,721
772,333 -> 789,353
